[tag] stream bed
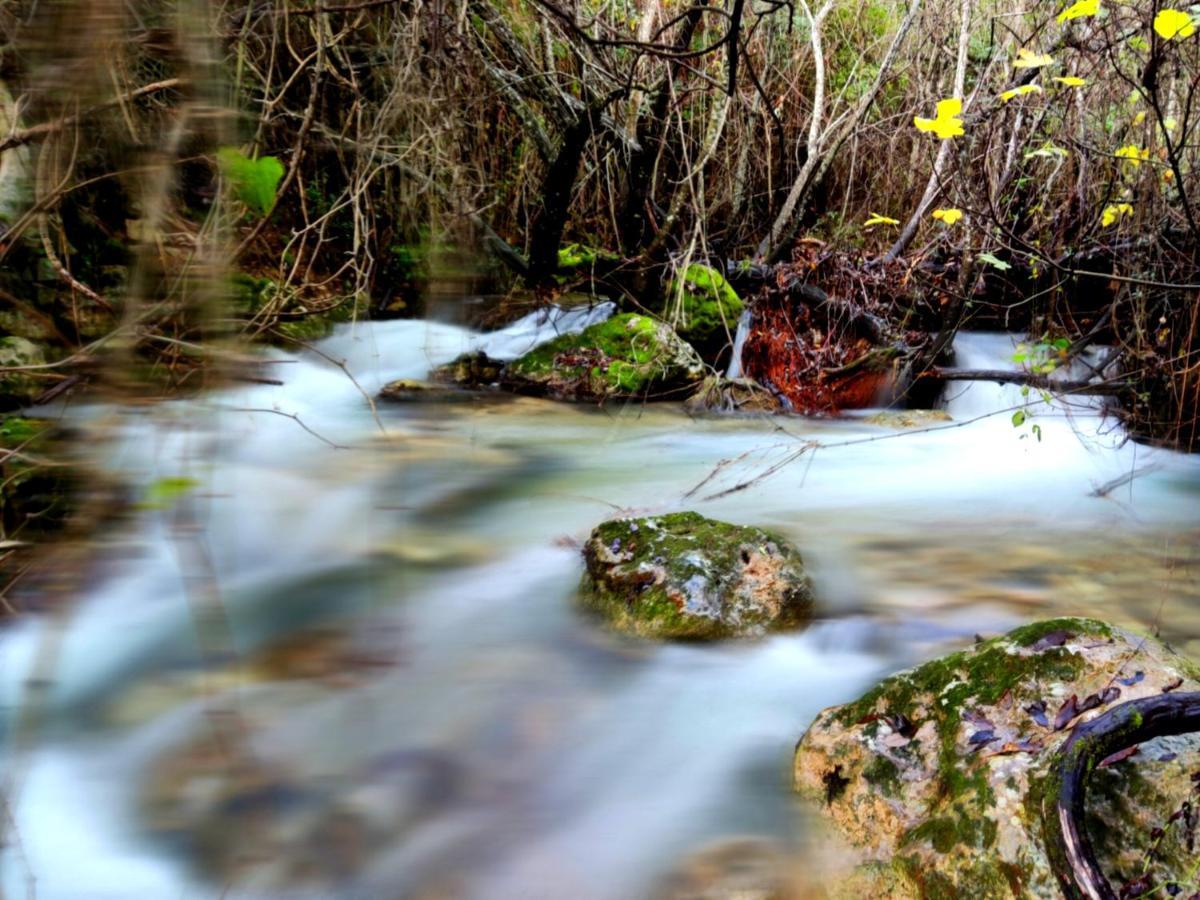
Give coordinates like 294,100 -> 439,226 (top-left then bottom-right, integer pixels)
2,311 -> 1200,898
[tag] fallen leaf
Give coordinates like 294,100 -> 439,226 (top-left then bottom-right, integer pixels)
1164,677 -> 1185,693
1026,699 -> 1050,728
1118,670 -> 1145,686
968,729 -> 998,749
1099,745 -> 1140,768
1032,629 -> 1074,651
1054,695 -> 1079,730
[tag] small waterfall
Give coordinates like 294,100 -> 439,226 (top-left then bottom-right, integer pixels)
942,333 -> 1029,420
942,332 -> 1110,422
475,300 -> 615,361
726,310 -> 751,379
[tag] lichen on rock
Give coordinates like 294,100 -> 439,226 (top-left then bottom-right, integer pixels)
579,511 -> 814,640
506,313 -> 704,401
793,618 -> 1200,897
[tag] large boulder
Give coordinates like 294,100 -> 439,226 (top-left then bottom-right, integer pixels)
506,313 -> 704,401
580,511 -> 814,640
794,618 -> 1200,898
664,263 -> 744,362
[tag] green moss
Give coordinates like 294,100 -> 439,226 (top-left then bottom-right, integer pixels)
556,243 -> 617,272
863,754 -> 902,797
664,264 -> 744,358
1007,617 -> 1113,647
0,417 -> 48,446
507,313 -> 703,399
836,617 -> 1099,846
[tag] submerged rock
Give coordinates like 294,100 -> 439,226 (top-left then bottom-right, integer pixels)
655,836 -> 803,899
863,409 -> 952,429
794,618 -> 1200,897
505,313 -> 704,402
580,511 -> 814,640
377,378 -> 502,404
684,375 -> 783,414
664,263 -> 745,362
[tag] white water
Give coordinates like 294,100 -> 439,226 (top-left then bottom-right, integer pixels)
725,310 -> 750,379
2,314 -> 1199,898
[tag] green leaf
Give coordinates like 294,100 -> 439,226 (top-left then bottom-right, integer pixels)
217,148 -> 284,217
1012,410 -> 1027,427
1031,423 -> 1043,442
138,476 -> 200,511
977,252 -> 1012,271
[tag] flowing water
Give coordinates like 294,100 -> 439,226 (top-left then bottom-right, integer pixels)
3,309 -> 1200,898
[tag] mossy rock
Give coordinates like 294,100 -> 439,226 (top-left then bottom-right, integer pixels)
684,375 -> 782,415
506,313 -> 703,401
0,336 -> 48,405
794,618 -> 1200,898
664,264 -> 744,362
579,511 -> 814,640
429,352 -> 506,388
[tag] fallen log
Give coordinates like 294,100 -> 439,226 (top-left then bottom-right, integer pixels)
918,367 -> 1131,397
1041,691 -> 1200,899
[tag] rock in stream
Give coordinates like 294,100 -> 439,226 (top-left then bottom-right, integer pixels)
580,512 -> 814,640
794,617 -> 1200,897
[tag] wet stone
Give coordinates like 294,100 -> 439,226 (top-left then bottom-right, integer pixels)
579,511 -> 815,640
793,618 -> 1200,897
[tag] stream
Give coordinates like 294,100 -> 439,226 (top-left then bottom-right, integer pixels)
3,307 -> 1200,898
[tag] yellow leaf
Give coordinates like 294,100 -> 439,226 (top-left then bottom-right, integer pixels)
1013,48 -> 1055,68
932,208 -> 964,224
1057,0 -> 1099,22
1133,110 -> 1147,125
1001,84 -> 1044,102
1154,8 -> 1196,39
863,213 -> 901,227
914,97 -> 966,139
1101,202 -> 1133,226
1115,144 -> 1149,166
1162,116 -> 1179,131
1053,76 -> 1087,87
